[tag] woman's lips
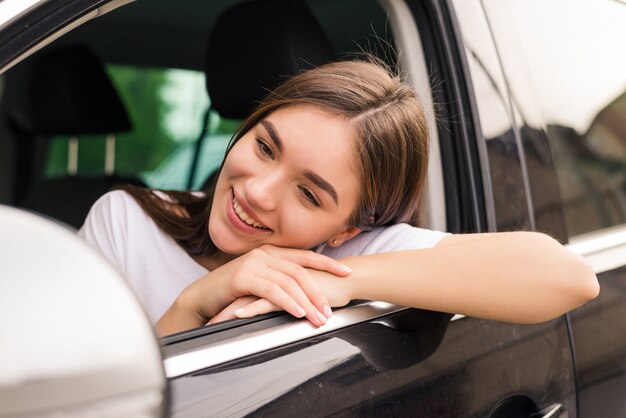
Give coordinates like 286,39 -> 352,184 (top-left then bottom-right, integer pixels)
226,190 -> 271,234
233,197 -> 269,229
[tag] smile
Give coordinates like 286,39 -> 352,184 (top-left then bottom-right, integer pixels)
232,195 -> 270,230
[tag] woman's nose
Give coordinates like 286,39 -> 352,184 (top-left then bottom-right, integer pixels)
244,171 -> 280,212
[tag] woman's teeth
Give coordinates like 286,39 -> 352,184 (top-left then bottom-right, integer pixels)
233,196 -> 269,230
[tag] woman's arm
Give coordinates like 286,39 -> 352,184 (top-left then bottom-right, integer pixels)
218,231 -> 598,324
339,231 -> 598,323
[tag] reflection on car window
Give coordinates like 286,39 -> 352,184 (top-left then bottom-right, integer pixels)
485,0 -> 626,237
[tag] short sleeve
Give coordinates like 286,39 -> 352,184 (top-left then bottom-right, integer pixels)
77,190 -> 131,274
77,190 -> 208,323
319,223 -> 450,259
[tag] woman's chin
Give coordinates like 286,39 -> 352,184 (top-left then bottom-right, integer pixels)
209,225 -> 250,255
212,239 -> 246,255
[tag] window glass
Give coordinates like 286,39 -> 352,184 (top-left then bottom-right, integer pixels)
44,65 -> 234,190
452,0 -> 532,232
482,0 -> 626,237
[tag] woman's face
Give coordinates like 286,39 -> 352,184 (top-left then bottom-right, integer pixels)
209,104 -> 361,254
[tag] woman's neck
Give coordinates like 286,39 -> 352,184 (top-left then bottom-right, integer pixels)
192,250 -> 236,271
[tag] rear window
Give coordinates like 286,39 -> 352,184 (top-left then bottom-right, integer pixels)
44,65 -> 234,190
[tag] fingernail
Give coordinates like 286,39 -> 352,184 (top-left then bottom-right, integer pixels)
234,308 -> 247,317
316,311 -> 328,325
323,304 -> 333,318
296,306 -> 306,317
341,264 -> 352,274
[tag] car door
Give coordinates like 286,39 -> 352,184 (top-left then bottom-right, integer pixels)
472,1 -> 626,416
0,0 -> 584,416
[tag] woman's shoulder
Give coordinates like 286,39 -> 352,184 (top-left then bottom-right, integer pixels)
85,189 -> 144,222
94,188 -> 136,206
77,190 -> 148,272
79,189 -> 164,239
362,223 -> 450,253
320,223 -> 450,258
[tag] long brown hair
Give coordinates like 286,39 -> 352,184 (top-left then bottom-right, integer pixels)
123,59 -> 429,256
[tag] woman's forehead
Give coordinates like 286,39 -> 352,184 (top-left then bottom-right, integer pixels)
266,104 -> 352,138
262,105 -> 355,160
260,105 -> 361,196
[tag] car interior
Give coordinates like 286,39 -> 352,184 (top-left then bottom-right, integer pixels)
0,0 -> 400,229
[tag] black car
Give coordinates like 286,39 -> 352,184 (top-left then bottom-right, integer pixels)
0,0 -> 625,417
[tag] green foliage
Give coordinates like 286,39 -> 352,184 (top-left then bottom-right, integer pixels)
43,64 -> 239,191
45,66 -> 185,178
108,66 -> 178,174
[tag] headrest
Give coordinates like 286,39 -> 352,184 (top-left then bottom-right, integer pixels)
30,45 -> 131,135
206,0 -> 335,119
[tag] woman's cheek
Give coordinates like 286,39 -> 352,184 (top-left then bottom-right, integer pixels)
280,206 -> 333,247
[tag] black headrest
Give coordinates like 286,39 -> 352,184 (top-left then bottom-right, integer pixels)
206,0 -> 335,119
30,45 -> 131,135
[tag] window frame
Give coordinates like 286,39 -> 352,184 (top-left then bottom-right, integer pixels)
0,0 -> 465,376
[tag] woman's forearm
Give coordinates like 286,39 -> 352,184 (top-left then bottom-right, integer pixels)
341,232 -> 599,323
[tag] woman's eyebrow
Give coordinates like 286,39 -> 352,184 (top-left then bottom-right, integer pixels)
261,119 -> 338,205
260,120 -> 282,152
303,170 -> 338,205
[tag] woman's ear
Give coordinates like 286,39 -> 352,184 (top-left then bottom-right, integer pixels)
327,227 -> 362,247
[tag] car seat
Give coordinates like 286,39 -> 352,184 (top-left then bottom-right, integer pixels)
20,44 -> 145,228
192,0 -> 336,190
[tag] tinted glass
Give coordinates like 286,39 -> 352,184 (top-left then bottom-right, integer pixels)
482,0 -> 626,237
452,0 -> 532,232
44,65 -> 234,190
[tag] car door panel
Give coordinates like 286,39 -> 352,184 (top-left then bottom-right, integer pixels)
569,266 -> 626,417
167,308 -> 575,417
474,2 -> 626,417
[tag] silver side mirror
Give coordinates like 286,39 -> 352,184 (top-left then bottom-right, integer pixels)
0,206 -> 166,417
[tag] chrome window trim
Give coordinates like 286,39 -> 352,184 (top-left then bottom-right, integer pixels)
164,302 -> 408,379
567,224 -> 626,274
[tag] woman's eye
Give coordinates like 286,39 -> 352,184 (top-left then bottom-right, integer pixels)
299,186 -> 321,207
255,138 -> 274,159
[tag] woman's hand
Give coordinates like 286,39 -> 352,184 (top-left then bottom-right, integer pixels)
208,296 -> 260,324
156,245 -> 352,335
209,267 -> 354,324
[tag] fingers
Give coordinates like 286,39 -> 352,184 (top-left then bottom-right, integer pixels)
245,270 -> 328,326
234,298 -> 278,318
213,246 -> 344,327
260,245 -> 352,277
209,296 -> 257,324
275,261 -> 333,320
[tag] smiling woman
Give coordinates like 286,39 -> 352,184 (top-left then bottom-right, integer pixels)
208,105 -> 360,255
77,59 -> 599,337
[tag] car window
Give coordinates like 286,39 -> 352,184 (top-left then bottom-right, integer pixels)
43,64 -> 234,190
480,0 -> 626,238
450,0 -> 532,233
0,0 -> 452,345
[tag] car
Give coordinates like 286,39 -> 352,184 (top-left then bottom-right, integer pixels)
0,0 -> 625,416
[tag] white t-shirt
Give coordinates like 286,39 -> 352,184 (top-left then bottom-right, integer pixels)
78,190 -> 449,323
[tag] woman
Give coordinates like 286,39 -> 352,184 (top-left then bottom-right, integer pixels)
79,60 -> 599,336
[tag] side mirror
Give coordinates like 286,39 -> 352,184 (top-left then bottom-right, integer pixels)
0,206 -> 166,416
